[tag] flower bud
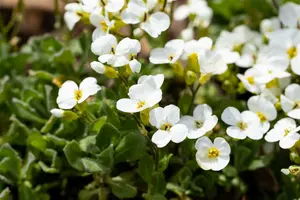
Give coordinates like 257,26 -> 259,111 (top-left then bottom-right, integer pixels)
185,70 -> 197,85
50,109 -> 79,120
187,53 -> 200,73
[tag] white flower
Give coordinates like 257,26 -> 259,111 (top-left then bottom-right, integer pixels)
221,107 -> 263,140
235,44 -> 258,68
265,118 -> 300,149
279,2 -> 300,28
64,3 -> 92,30
247,96 -> 277,133
237,68 -> 264,94
198,50 -> 228,75
50,109 -> 64,118
181,27 -> 194,41
91,34 -> 117,56
137,74 -> 164,89
150,105 -> 188,148
57,77 -> 101,109
281,83 -> 300,119
82,0 -> 125,13
195,136 -> 230,171
121,0 -> 170,38
183,37 -> 212,57
254,46 -> 290,84
260,17 -> 280,34
266,29 -> 300,75
174,0 -> 213,28
90,8 -> 115,40
179,104 -> 218,139
116,75 -> 164,113
98,37 -> 142,72
149,39 -> 185,64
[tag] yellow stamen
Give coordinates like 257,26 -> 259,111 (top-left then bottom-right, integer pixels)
160,123 -> 172,131
74,90 -> 83,101
287,46 -> 297,59
256,112 -> 267,122
284,128 -> 292,137
137,101 -> 145,109
100,20 -> 108,32
208,147 -> 219,158
237,121 -> 247,130
247,76 -> 255,85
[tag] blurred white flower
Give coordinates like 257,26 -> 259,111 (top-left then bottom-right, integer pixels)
260,17 -> 280,34
179,104 -> 218,139
237,68 -> 264,94
150,105 -> 188,148
195,136 -> 230,171
90,8 -> 115,40
221,107 -> 263,140
57,77 -> 101,109
91,34 -> 117,56
64,3 -> 93,30
265,118 -> 300,149
279,2 -> 300,28
174,0 -> 213,28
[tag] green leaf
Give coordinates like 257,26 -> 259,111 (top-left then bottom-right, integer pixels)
0,187 -> 12,200
90,116 -> 107,134
107,177 -> 137,199
248,156 -> 273,171
63,140 -> 87,171
28,130 -> 47,151
149,172 -> 166,195
51,49 -> 75,65
157,154 -> 173,173
143,194 -> 167,200
222,165 -> 238,177
79,135 -> 100,154
138,154 -> 154,184
0,144 -> 22,183
21,152 -> 36,179
96,145 -> 114,170
96,123 -> 120,151
178,89 -> 192,115
114,132 -> 147,163
234,145 -> 252,171
101,101 -> 120,128
81,158 -> 109,173
18,182 -> 37,200
38,161 -> 59,174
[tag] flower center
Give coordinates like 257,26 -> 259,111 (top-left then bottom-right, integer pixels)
168,55 -> 174,61
237,121 -> 247,130
74,90 -> 82,101
232,44 -> 243,53
208,147 -> 219,158
100,20 -> 109,32
137,101 -> 145,109
284,128 -> 292,137
247,76 -> 255,85
287,46 -> 297,59
296,101 -> 300,108
195,120 -> 204,128
256,112 -> 267,122
160,123 -> 172,131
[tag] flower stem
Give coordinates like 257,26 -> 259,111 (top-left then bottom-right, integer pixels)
187,83 -> 200,114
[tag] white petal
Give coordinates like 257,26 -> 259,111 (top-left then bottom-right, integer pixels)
285,83 -> 300,101
226,126 -> 247,140
279,133 -> 300,149
221,107 -> 241,126
173,5 -> 190,20
211,155 -> 230,171
291,55 -> 300,75
64,12 -> 81,30
105,0 -> 124,12
57,81 -> 78,109
170,124 -> 188,143
115,37 -> 141,56
137,74 -> 164,89
91,61 -> 105,74
214,137 -> 231,155
141,12 -> 170,38
280,95 -> 295,113
129,59 -> 141,73
193,104 -> 213,121
279,2 -> 300,28
164,105 -> 180,125
149,48 -> 170,64
50,109 -> 64,118
288,109 -> 300,119
120,9 -> 141,24
246,128 -> 264,140
151,130 -> 171,148
92,28 -> 105,41
149,107 -> 165,129
91,34 -> 117,56
265,128 -> 284,142
247,96 -> 277,121
116,98 -> 146,113
195,136 -> 212,151
78,77 -> 101,103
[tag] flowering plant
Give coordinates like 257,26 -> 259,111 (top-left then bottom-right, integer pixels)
2,0 -> 300,199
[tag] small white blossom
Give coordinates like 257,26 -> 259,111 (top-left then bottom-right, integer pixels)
116,75 -> 164,113
237,68 -> 264,94
247,96 -> 277,133
150,39 -> 185,64
57,77 -> 101,109
195,136 -> 230,171
281,83 -> 300,119
279,2 -> 300,28
221,107 -> 263,140
150,105 -> 188,148
179,104 -> 218,139
265,118 -> 300,149
260,17 -> 280,34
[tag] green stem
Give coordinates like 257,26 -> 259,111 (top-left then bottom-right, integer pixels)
187,83 -> 200,114
161,0 -> 167,11
78,30 -> 89,73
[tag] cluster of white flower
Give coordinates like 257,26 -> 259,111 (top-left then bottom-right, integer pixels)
53,0 -> 300,172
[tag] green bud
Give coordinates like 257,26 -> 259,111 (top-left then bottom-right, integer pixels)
187,53 -> 200,73
63,111 -> 79,121
104,66 -> 119,78
171,61 -> 184,76
185,70 -> 197,85
199,73 -> 212,85
289,165 -> 300,176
